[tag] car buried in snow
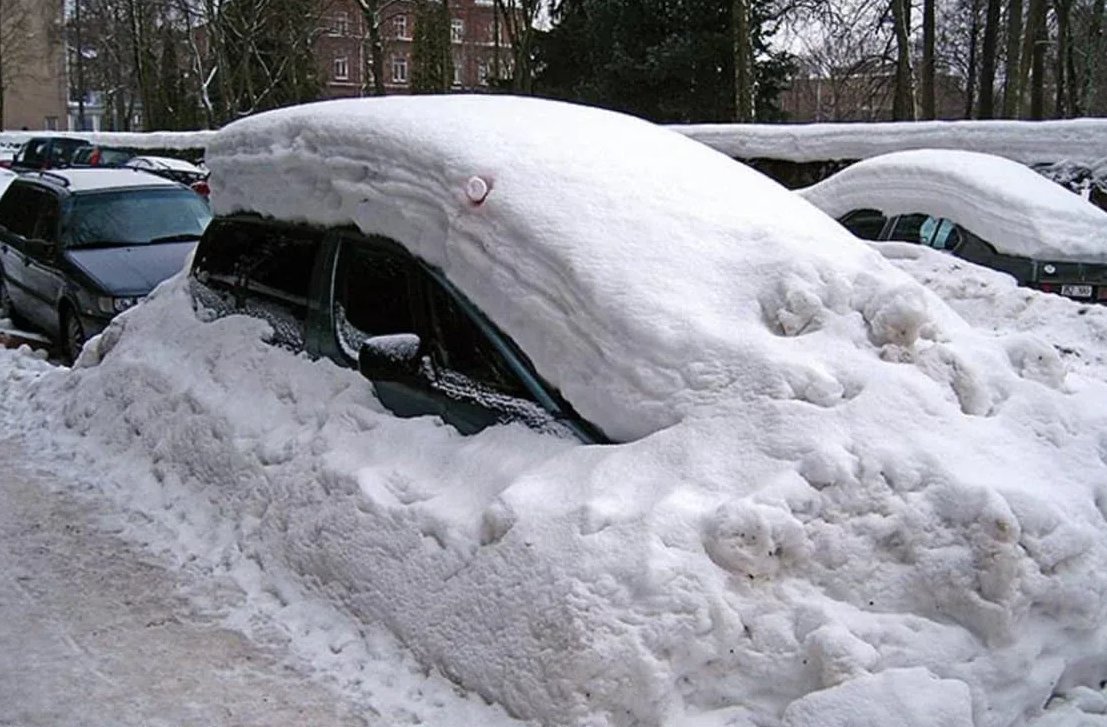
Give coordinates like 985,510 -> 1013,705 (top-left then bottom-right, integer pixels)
799,149 -> 1107,303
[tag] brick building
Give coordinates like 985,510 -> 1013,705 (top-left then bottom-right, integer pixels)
1,0 -> 69,130
780,66 -> 966,122
316,0 -> 511,97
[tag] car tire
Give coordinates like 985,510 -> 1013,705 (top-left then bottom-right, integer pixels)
63,306 -> 85,365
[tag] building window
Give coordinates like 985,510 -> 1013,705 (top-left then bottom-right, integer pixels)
453,58 -> 461,86
393,14 -> 409,39
331,11 -> 349,36
44,116 -> 59,131
477,60 -> 489,85
333,56 -> 349,81
451,18 -> 464,42
392,56 -> 408,84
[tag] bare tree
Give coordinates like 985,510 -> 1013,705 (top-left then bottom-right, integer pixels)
978,0 -> 1001,116
890,0 -> 914,118
921,0 -> 936,117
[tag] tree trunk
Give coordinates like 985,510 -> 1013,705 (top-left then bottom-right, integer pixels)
1023,0 -> 1046,118
0,0 -> 5,129
979,0 -> 1001,117
965,0 -> 981,117
1054,0 -> 1068,117
1081,0 -> 1105,112
921,0 -> 936,119
733,0 -> 752,121
1002,0 -> 1023,117
891,0 -> 914,120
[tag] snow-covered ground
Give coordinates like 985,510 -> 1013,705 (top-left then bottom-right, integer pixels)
3,96 -> 1107,726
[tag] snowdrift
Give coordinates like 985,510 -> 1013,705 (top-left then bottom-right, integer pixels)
6,96 -> 1107,726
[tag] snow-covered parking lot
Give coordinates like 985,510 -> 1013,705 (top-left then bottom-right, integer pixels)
4,96 -> 1107,726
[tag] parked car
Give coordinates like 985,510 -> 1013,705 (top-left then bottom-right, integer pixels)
71,145 -> 136,167
0,169 -> 212,361
125,155 -> 210,198
800,149 -> 1107,303
9,137 -> 92,172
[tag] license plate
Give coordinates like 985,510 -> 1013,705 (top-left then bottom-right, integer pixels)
1061,284 -> 1093,298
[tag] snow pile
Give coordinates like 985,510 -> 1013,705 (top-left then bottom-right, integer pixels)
873,241 -> 1107,381
676,117 -> 1107,165
800,149 -> 1107,262
7,96 -> 1107,726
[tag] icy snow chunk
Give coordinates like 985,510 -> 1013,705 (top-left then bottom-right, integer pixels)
703,499 -> 808,578
781,668 -> 973,727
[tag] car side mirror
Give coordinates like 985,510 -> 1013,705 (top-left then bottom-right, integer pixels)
358,333 -> 423,382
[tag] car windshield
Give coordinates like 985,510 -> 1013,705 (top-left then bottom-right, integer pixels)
65,187 -> 212,248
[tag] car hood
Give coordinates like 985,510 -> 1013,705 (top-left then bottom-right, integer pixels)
65,241 -> 196,296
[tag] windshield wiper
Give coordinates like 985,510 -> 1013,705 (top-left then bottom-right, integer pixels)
70,240 -> 135,249
148,233 -> 202,244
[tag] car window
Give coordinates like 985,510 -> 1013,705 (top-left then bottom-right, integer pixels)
0,184 -> 47,237
65,187 -> 211,247
16,140 -> 48,167
332,235 -> 540,418
889,214 -> 932,244
191,218 -> 322,351
422,283 -> 530,401
32,191 -> 61,242
332,237 -> 418,359
929,219 -> 961,251
839,209 -> 888,241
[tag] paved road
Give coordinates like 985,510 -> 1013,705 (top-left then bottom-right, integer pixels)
0,439 -> 372,727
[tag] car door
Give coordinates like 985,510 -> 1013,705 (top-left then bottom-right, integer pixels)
20,189 -> 67,333
189,217 -> 324,352
327,232 -> 602,440
0,184 -> 47,319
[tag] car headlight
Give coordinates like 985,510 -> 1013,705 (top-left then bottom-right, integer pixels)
97,296 -> 140,314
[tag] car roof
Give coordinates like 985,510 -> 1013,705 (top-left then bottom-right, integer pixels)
799,149 -> 1107,262
19,168 -> 182,193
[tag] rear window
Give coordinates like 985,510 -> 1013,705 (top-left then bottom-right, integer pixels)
64,187 -> 212,247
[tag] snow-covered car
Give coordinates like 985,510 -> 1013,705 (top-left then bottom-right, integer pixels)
125,155 -> 208,186
800,149 -> 1107,303
58,97 -> 1107,725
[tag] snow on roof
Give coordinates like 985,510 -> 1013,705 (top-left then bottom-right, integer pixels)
0,129 -> 213,151
127,155 -> 206,174
23,167 -> 181,193
676,117 -> 1107,164
799,149 -> 1107,261
207,95 -> 898,441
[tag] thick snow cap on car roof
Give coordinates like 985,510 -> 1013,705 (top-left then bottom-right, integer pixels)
207,96 -> 939,441
800,149 -> 1107,262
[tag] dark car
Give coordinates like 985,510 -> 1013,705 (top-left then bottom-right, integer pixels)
9,137 -> 92,172
189,214 -> 605,443
0,169 -> 212,361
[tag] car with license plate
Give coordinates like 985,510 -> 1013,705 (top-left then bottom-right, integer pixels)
0,168 -> 212,361
800,149 -> 1107,303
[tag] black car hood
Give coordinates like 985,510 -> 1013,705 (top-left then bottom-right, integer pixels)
64,241 -> 196,296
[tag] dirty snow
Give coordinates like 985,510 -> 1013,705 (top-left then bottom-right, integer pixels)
800,149 -> 1107,262
3,96 -> 1107,726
